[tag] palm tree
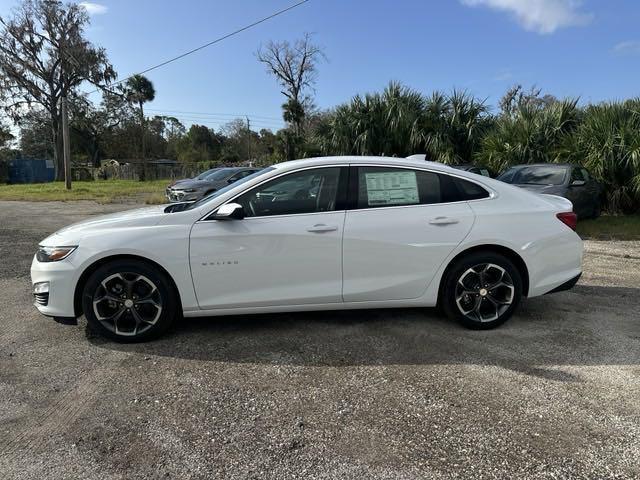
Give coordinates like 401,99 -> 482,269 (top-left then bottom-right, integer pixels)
414,90 -> 490,164
569,100 -> 640,213
476,98 -> 579,172
124,74 -> 155,180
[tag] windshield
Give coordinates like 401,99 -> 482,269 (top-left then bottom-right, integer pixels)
195,168 -> 220,180
185,168 -> 273,210
203,168 -> 238,181
498,166 -> 567,186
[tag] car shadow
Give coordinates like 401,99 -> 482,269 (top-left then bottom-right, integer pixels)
87,284 -> 640,382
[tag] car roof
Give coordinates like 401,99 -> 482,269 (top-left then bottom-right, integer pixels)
217,166 -> 256,173
507,163 -> 574,169
272,156 -> 461,174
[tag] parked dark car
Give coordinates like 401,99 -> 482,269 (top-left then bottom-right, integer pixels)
166,167 -> 261,202
497,163 -> 601,219
451,164 -> 494,178
168,167 -> 223,189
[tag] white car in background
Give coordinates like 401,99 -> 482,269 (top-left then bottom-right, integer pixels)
31,156 -> 583,342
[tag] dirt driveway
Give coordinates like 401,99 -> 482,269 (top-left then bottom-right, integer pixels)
0,201 -> 639,479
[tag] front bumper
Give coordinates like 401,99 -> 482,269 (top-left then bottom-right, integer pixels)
165,189 -> 202,203
30,255 -> 78,318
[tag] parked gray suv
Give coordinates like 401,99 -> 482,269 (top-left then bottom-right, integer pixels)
497,163 -> 602,219
166,167 -> 261,203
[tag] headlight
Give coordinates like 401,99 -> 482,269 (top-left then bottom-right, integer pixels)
36,246 -> 77,262
182,188 -> 197,193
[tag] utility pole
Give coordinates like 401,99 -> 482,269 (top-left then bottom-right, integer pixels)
246,116 -> 251,163
61,95 -> 72,190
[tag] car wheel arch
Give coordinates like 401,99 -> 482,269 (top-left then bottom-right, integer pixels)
438,244 -> 530,302
73,254 -> 183,318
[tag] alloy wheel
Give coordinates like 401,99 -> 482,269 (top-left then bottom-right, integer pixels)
92,272 -> 163,336
454,263 -> 515,323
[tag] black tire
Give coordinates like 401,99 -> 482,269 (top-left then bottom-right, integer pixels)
440,251 -> 523,330
82,259 -> 178,342
591,203 -> 601,219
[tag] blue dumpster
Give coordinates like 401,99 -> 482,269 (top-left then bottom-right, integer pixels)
7,158 -> 55,184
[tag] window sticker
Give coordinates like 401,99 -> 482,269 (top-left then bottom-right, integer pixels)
364,171 -> 419,206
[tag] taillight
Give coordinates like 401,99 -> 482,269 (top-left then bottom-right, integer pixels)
556,211 -> 577,230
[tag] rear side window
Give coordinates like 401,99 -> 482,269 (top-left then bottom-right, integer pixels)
356,167 -> 441,208
453,177 -> 490,200
443,175 -> 491,202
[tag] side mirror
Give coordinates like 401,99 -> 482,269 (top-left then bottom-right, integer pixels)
227,177 -> 237,184
212,203 -> 245,220
570,180 -> 586,187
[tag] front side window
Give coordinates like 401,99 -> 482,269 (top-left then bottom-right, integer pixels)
236,167 -> 342,217
570,167 -> 583,183
186,168 -> 274,211
356,167 -> 441,208
580,168 -> 590,181
228,170 -> 255,183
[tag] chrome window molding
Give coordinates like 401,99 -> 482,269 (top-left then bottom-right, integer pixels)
198,162 -> 496,222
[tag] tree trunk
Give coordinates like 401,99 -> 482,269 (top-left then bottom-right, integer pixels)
139,101 -> 146,181
51,116 -> 64,181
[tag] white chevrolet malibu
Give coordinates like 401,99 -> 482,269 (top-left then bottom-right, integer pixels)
31,157 -> 583,342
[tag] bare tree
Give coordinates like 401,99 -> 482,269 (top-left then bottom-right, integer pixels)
0,0 -> 115,179
499,84 -> 558,116
257,33 -> 325,141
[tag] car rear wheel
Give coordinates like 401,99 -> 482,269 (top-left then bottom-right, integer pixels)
441,252 -> 522,329
82,259 -> 178,342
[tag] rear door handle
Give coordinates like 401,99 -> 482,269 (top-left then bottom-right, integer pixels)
429,216 -> 459,226
307,224 -> 338,233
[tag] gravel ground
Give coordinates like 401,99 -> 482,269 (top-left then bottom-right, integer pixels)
0,200 -> 638,479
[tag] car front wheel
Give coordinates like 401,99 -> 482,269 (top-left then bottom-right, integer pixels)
441,252 -> 523,329
82,259 -> 178,342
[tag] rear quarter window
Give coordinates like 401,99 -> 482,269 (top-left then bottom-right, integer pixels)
444,175 -> 491,201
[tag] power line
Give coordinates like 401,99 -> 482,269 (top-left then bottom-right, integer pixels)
146,108 -> 283,121
147,113 -> 285,126
153,115 -> 284,127
160,116 -> 285,130
96,0 -> 310,92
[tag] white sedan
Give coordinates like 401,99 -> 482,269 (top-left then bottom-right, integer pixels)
31,157 -> 583,342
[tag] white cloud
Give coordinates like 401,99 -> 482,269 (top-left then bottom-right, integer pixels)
461,0 -> 593,34
79,2 -> 108,15
493,69 -> 514,81
612,41 -> 640,56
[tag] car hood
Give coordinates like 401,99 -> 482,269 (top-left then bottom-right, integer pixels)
170,178 -> 192,186
41,205 -> 169,245
512,184 -> 564,195
171,179 -> 219,190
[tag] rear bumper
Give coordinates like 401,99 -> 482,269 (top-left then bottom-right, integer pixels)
546,272 -> 582,294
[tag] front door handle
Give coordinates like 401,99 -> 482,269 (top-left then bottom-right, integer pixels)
429,216 -> 459,226
307,224 -> 338,233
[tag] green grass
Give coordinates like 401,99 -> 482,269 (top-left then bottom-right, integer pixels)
577,215 -> 640,240
0,180 -> 168,204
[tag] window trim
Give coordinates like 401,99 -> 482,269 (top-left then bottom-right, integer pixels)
199,163 -> 496,221
201,165 -> 349,221
347,163 -> 495,213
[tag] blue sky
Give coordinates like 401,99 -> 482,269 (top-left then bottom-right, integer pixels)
3,0 -> 640,131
